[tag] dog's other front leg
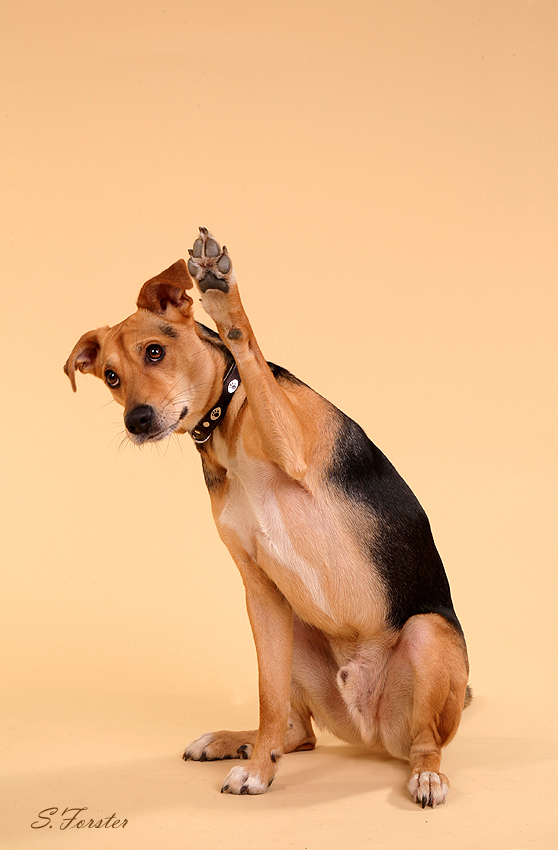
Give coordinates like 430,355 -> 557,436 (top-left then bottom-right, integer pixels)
221,562 -> 293,795
188,228 -> 309,481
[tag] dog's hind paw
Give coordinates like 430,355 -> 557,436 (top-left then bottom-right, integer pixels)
408,772 -> 449,808
187,227 -> 235,293
182,730 -> 255,762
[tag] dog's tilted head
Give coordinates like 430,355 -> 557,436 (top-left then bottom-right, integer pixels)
64,259 -> 224,444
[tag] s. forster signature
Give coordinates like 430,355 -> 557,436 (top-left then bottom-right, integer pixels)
31,807 -> 128,830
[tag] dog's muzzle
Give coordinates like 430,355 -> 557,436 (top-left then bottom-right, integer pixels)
125,404 -> 154,436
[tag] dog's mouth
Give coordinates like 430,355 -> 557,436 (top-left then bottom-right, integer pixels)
125,405 -> 189,445
127,424 -> 176,445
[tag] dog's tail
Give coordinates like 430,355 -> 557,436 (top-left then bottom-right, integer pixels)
464,685 -> 473,709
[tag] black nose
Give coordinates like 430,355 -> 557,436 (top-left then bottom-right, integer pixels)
125,404 -> 154,435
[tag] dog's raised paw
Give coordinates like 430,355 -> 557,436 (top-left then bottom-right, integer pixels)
407,772 -> 448,808
188,227 -> 234,293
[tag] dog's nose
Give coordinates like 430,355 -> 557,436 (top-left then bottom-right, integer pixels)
125,404 -> 154,435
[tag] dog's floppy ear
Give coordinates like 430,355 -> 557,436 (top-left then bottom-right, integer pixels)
136,259 -> 194,321
64,328 -> 108,392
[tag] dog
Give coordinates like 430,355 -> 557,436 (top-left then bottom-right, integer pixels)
64,227 -> 470,807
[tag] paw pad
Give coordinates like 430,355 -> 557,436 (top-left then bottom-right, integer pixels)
188,227 -> 234,293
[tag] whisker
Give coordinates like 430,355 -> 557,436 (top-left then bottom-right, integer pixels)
97,398 -> 117,413
115,432 -> 130,456
174,433 -> 186,462
159,375 -> 218,414
109,431 -> 122,449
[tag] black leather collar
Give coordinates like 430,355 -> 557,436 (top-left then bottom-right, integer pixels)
190,363 -> 241,444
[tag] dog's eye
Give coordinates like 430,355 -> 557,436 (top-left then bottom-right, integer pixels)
146,344 -> 165,363
105,369 -> 120,388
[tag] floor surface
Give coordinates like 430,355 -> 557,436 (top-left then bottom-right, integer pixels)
3,690 -> 556,849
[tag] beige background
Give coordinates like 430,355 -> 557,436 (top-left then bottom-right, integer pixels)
1,1 -> 557,847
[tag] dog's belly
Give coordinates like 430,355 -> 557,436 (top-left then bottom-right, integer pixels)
217,449 -> 386,634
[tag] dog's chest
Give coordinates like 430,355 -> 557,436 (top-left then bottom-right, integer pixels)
209,437 -> 385,630
219,450 -> 294,561
214,443 -> 334,616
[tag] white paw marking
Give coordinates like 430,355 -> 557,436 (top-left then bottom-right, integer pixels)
183,732 -> 215,760
408,772 -> 448,808
221,765 -> 271,795
183,733 -> 253,762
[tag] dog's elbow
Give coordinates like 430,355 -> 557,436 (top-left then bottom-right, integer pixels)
283,452 -> 308,483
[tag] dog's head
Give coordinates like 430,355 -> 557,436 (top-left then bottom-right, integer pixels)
64,260 -> 224,444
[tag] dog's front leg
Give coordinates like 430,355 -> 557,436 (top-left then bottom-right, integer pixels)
188,228 -> 309,481
221,562 -> 293,795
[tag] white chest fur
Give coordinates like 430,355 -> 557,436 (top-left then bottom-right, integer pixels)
217,439 -> 332,616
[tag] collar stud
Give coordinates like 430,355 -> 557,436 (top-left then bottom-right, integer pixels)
190,363 -> 241,444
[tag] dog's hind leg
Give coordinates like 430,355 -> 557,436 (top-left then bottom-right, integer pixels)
348,613 -> 469,808
404,618 -> 469,807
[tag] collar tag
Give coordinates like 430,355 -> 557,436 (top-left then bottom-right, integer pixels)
190,363 -> 241,444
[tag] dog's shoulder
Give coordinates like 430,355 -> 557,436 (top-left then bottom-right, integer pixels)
267,361 -> 306,388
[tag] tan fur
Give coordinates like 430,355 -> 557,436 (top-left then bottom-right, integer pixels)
65,230 -> 469,806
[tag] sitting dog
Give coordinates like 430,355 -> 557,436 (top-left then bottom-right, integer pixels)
65,227 -> 470,807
